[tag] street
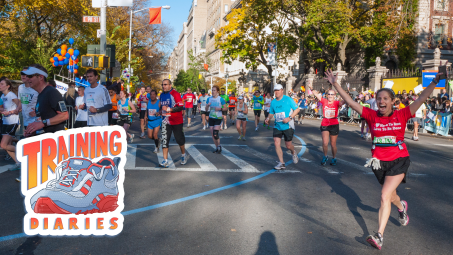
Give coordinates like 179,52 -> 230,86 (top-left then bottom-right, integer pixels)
1,112 -> 453,255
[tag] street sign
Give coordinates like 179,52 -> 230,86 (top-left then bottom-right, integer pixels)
83,16 -> 100,23
227,82 -> 231,84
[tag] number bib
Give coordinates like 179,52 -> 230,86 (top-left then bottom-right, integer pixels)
148,109 -> 156,116
141,102 -> 147,110
200,102 -> 206,111
112,112 -> 119,119
373,136 -> 397,144
254,102 -> 261,108
324,109 -> 336,118
275,112 -> 286,122
21,94 -> 31,104
86,98 -> 95,108
120,107 -> 128,115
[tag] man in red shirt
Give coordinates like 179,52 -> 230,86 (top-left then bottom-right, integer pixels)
228,92 -> 237,125
182,87 -> 196,127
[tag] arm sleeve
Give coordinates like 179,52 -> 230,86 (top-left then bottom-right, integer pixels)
361,106 -> 372,122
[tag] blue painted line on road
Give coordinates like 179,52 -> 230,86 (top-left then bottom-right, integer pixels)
0,135 -> 306,243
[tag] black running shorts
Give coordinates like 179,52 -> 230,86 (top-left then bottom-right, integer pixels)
222,110 -> 228,116
229,107 -> 235,112
320,124 -> 339,136
273,128 -> 294,142
201,111 -> 209,116
254,110 -> 261,117
372,156 -> 410,185
209,118 -> 222,127
161,123 -> 185,148
140,110 -> 146,119
2,124 -> 18,136
264,110 -> 269,118
117,115 -> 132,126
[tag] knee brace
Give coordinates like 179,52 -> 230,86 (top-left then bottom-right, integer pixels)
213,130 -> 219,140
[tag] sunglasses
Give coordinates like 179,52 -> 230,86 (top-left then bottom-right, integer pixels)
26,74 -> 40,78
161,83 -> 170,86
327,93 -> 335,96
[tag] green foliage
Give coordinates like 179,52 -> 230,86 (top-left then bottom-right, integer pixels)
174,70 -> 191,92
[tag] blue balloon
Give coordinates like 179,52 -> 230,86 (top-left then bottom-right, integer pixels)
53,56 -> 59,62
64,59 -> 69,65
69,38 -> 74,45
67,65 -> 70,70
65,53 -> 70,58
55,62 -> 59,66
73,50 -> 80,57
71,55 -> 77,60
59,61 -> 64,66
57,49 -> 61,55
74,64 -> 78,69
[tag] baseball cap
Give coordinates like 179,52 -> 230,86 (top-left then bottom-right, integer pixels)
201,89 -> 206,93
254,90 -> 260,93
21,66 -> 48,78
238,96 -> 243,100
274,84 -> 283,90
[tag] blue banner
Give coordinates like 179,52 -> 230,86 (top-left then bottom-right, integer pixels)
423,111 -> 452,136
422,71 -> 446,88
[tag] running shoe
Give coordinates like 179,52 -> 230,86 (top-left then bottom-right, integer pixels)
16,177 -> 21,182
8,163 -> 21,171
129,134 -> 134,143
366,232 -> 383,250
232,121 -> 234,125
242,136 -> 246,141
217,146 -> 222,154
255,127 -> 258,131
274,162 -> 286,170
181,154 -> 190,165
330,158 -> 337,166
321,156 -> 328,166
263,123 -> 266,127
292,153 -> 299,164
203,126 -> 206,130
398,200 -> 409,226
413,136 -> 419,141
267,126 -> 270,130
153,147 -> 158,154
30,157 -> 120,214
366,133 -> 372,141
224,125 -> 228,130
361,134 -> 364,139
159,160 -> 169,168
213,148 -> 219,153
238,135 -> 242,140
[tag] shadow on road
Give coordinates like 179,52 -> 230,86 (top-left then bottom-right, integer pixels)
254,231 -> 280,255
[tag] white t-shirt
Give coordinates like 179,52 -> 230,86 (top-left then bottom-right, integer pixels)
75,96 -> 87,121
84,84 -> 111,126
198,95 -> 210,111
1,92 -> 19,125
263,98 -> 272,111
18,84 -> 38,126
415,103 -> 427,118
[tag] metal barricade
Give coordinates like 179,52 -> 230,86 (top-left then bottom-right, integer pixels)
65,105 -> 76,129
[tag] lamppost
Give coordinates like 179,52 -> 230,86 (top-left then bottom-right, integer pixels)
238,69 -> 247,95
224,67 -> 229,93
128,5 -> 170,92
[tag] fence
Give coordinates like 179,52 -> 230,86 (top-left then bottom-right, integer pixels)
65,105 -> 77,129
308,72 -> 369,92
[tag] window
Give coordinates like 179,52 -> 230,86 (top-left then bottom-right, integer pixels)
437,0 -> 447,10
434,23 -> 445,44
225,4 -> 228,13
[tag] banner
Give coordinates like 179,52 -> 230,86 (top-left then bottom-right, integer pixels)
422,70 -> 446,88
55,80 -> 68,95
149,7 -> 162,24
423,111 -> 452,136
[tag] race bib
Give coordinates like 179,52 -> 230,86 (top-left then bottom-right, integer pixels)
187,98 -> 192,103
254,102 -> 261,108
162,106 -> 171,117
373,136 -> 396,144
230,99 -> 235,104
324,108 -> 336,118
237,111 -> 245,118
21,94 -> 30,104
86,98 -> 95,107
148,109 -> 156,116
200,102 -> 206,111
112,112 -> 119,119
275,112 -> 286,122
141,102 -> 147,110
120,107 -> 128,115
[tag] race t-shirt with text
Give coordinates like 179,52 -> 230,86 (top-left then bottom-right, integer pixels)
183,93 -> 195,108
320,98 -> 340,126
207,96 -> 226,119
18,84 -> 38,126
228,96 -> 237,108
269,95 -> 298,131
198,95 -> 210,112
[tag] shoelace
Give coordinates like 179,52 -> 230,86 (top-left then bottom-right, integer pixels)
49,163 -> 114,188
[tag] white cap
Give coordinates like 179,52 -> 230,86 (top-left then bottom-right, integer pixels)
274,84 -> 283,91
21,67 -> 48,78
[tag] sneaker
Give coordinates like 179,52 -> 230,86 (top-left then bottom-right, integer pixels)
242,136 -> 246,141
267,126 -> 270,130
263,123 -> 266,127
238,135 -> 242,140
321,156 -> 328,166
140,134 -> 146,139
330,158 -> 337,166
16,177 -> 21,182
224,125 -> 228,130
361,134 -> 364,139
413,136 -> 419,141
274,162 -> 286,170
181,154 -> 190,165
159,160 -> 169,168
298,121 -> 301,125
292,153 -> 299,164
30,157 -> 120,214
366,232 -> 383,250
153,147 -> 158,154
366,133 -> 372,141
8,163 -> 21,171
129,134 -> 134,143
213,148 -> 219,153
217,146 -> 222,154
398,200 -> 409,226
232,121 -> 234,125
255,127 -> 258,131
203,126 -> 206,130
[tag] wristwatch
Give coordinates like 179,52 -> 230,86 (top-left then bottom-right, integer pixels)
42,119 -> 48,127
432,78 -> 439,84
289,116 -> 293,120
96,108 -> 100,113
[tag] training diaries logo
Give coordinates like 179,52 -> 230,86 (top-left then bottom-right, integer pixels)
16,126 -> 127,236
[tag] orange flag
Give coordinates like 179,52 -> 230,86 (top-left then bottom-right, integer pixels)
204,64 -> 209,71
149,7 -> 162,24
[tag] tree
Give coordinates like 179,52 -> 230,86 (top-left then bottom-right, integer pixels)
216,1 -> 298,93
173,70 -> 191,92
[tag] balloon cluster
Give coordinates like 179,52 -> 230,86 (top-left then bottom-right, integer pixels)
49,38 -> 80,74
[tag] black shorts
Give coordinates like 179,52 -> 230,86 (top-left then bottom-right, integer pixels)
264,110 -> 269,118
298,109 -> 306,115
139,110 -> 147,119
254,110 -> 261,117
161,123 -> 185,148
320,124 -> 339,136
108,111 -> 118,125
237,118 -> 247,121
372,157 -> 410,185
273,128 -> 294,142
201,111 -> 210,116
222,110 -> 228,116
209,118 -> 222,127
229,107 -> 235,112
186,108 -> 193,117
1,123 -> 18,136
118,115 -> 132,126
74,121 -> 87,128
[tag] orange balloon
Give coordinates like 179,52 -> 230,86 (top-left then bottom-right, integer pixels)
61,44 -> 67,50
74,59 -> 79,64
58,56 -> 64,61
74,69 -> 78,74
54,53 -> 59,57
69,59 -> 73,65
52,63 -> 56,67
68,49 -> 74,55
61,49 -> 67,56
50,58 -> 55,63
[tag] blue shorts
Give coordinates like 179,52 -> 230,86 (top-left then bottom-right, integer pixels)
147,118 -> 162,129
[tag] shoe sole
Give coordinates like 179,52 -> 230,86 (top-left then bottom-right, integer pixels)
34,195 -> 119,215
366,236 -> 382,250
400,201 -> 409,226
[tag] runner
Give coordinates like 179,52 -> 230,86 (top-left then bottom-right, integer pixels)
147,90 -> 162,153
228,92 -> 237,125
117,90 -> 135,143
235,95 -> 248,141
18,66 -> 38,134
192,92 -> 198,119
197,89 -> 210,130
309,85 -> 344,166
159,79 -> 188,167
81,69 -> 112,127
263,93 -> 272,129
264,84 -> 300,170
182,87 -> 195,127
108,86 -> 118,125
207,85 -> 227,153
136,86 -> 148,138
297,94 -> 308,124
323,66 -> 446,250
251,90 -> 264,131
219,89 -> 230,130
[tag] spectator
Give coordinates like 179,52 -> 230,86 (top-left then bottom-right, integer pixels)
438,89 -> 449,101
444,100 -> 452,113
19,66 -> 38,133
0,78 -> 21,171
410,97 -> 426,141
349,87 -> 358,99
401,93 -> 410,106
74,86 -> 87,128
408,90 -> 414,97
64,84 -> 77,128
434,98 -> 444,111
80,69 -> 112,126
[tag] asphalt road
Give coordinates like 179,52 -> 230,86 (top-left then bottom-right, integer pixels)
1,111 -> 452,255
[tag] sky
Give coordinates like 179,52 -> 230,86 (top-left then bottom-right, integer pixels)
148,0 -> 191,50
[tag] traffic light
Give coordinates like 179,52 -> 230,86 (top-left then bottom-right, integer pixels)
81,56 -> 95,68
98,56 -> 109,68
80,55 -> 109,69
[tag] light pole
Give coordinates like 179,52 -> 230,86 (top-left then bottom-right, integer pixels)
128,5 -> 170,92
224,68 -> 229,94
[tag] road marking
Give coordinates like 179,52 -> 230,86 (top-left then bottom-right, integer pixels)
0,164 -> 15,174
185,135 -> 233,138
130,143 -> 247,146
435,144 -> 453,147
212,145 -> 259,173
185,145 -> 217,170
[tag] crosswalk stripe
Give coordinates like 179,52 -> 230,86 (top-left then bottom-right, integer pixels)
240,146 -> 296,171
212,145 -> 259,173
0,164 -> 15,174
126,144 -> 137,169
185,145 -> 218,171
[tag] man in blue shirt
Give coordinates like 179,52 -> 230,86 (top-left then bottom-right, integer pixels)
297,94 -> 308,124
265,84 -> 300,170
